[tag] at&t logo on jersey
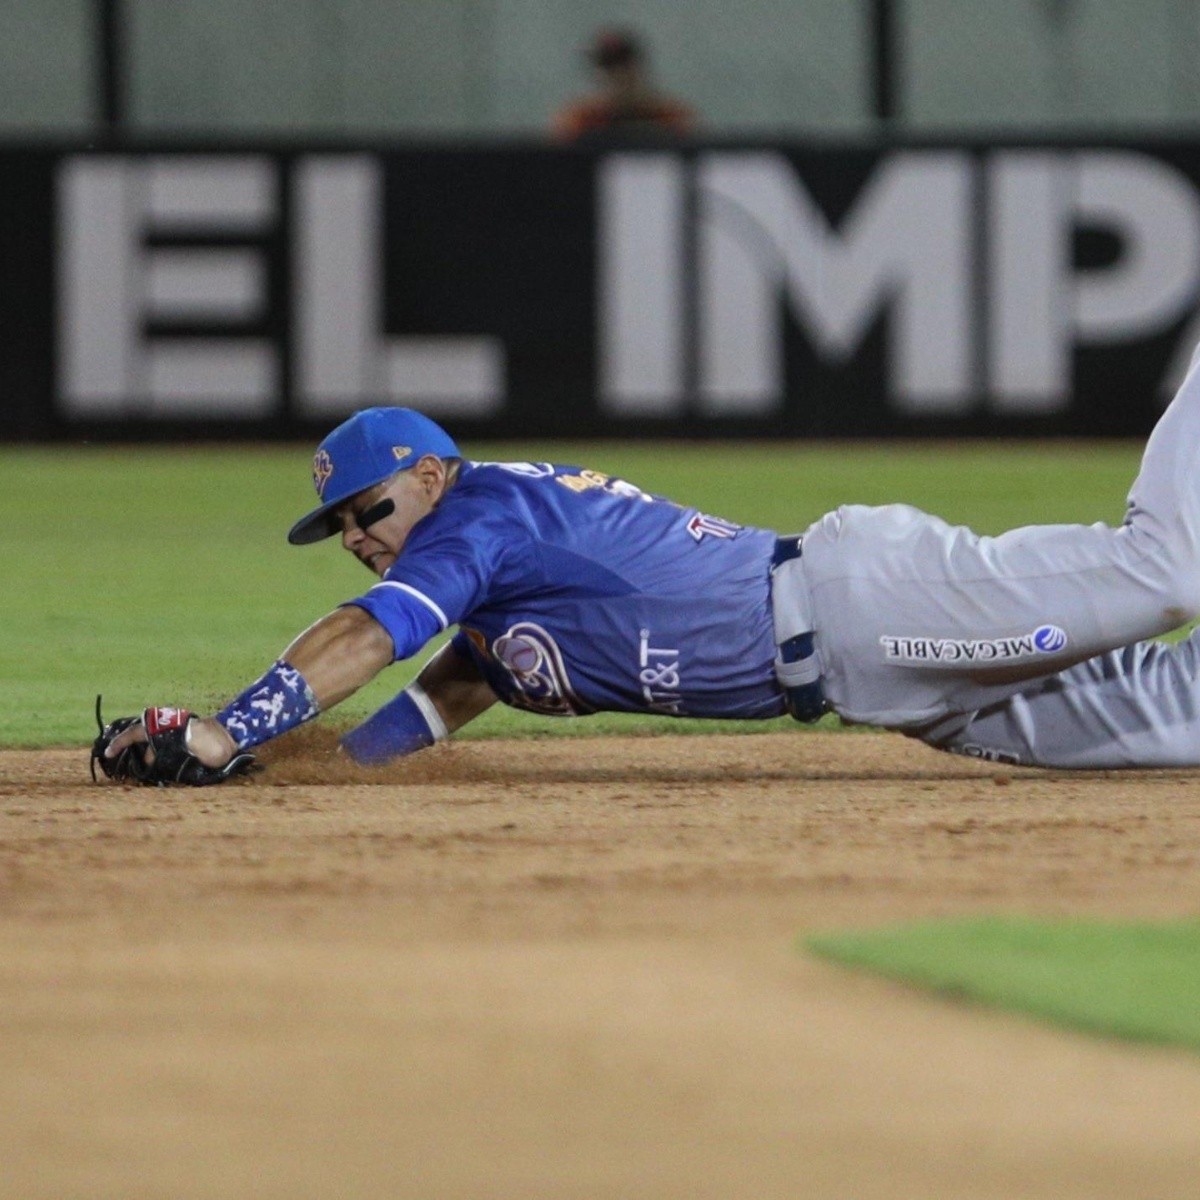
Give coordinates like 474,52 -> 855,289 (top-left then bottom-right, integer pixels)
639,629 -> 684,713
880,624 -> 1069,663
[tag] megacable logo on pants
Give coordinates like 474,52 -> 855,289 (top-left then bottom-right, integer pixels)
880,625 -> 1068,662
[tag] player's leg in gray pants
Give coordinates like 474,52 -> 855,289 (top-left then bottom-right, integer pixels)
797,344 -> 1200,741
915,631 -> 1200,768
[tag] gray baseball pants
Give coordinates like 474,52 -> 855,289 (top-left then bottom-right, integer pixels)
791,347 -> 1200,769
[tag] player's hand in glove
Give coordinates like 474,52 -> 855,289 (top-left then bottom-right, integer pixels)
90,697 -> 258,787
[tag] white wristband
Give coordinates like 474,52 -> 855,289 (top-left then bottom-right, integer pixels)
405,681 -> 449,742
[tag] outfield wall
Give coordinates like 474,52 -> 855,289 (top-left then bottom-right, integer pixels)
10,2 -> 1200,138
7,139 -> 1200,441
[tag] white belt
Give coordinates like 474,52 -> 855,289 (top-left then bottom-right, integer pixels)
770,536 -> 826,723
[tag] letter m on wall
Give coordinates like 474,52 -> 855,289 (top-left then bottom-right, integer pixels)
699,151 -> 973,415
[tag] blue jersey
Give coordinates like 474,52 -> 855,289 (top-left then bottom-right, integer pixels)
348,461 -> 786,720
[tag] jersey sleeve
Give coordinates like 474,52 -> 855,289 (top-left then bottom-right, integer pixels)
346,496 -> 525,661
344,586 -> 445,662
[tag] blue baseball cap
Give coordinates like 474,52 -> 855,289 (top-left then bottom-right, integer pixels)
287,407 -> 460,545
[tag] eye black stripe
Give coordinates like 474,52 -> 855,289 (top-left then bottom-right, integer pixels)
356,497 -> 395,530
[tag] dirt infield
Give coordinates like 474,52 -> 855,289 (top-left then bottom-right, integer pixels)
3,730 -> 1200,1199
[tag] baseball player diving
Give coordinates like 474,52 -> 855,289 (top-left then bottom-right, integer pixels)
95,348 -> 1200,784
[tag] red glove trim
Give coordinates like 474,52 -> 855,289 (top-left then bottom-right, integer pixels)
144,706 -> 192,736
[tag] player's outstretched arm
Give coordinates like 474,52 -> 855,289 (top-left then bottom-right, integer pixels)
99,606 -> 395,778
281,604 -> 396,708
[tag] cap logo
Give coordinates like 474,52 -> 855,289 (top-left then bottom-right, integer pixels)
313,449 -> 334,497
392,445 -> 412,461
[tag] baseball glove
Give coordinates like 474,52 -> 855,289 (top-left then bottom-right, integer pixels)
90,695 -> 258,787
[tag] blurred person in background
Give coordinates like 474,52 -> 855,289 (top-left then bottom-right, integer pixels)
552,27 -> 696,143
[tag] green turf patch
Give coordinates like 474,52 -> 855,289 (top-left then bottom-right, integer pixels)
1,440 -> 1143,746
807,916 -> 1200,1052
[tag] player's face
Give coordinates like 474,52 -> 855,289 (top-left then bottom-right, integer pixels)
337,459 -> 444,576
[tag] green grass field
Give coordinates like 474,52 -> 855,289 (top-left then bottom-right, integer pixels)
808,917 -> 1200,1052
1,439 -> 1143,746
8,437 -> 1198,1057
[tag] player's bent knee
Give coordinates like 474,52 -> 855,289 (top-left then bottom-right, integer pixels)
1127,534 -> 1200,629
1131,522 -> 1200,622
1152,567 -> 1200,630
